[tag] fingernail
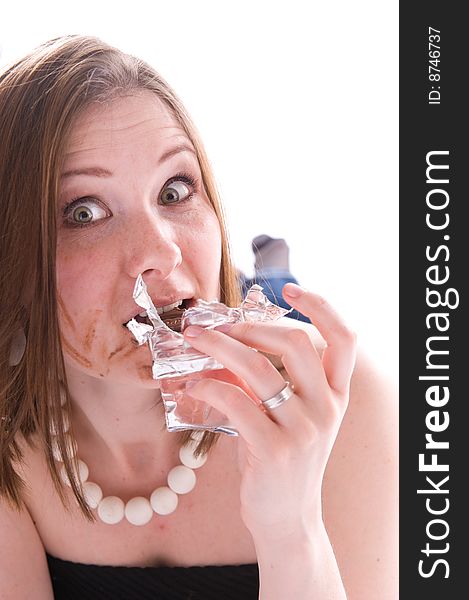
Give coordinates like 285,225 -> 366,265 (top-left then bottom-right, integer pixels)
184,325 -> 204,338
214,323 -> 234,333
284,283 -> 304,298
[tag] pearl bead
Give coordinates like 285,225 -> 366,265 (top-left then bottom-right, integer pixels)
53,422 -> 207,525
98,496 -> 125,524
83,481 -> 103,509
125,497 -> 153,526
167,465 -> 196,494
60,459 -> 89,486
179,444 -> 207,469
150,486 -> 179,515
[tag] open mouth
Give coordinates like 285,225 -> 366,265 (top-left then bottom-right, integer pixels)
123,298 -> 192,332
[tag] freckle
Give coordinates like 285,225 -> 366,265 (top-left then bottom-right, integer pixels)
159,524 -> 166,531
99,373 -> 104,377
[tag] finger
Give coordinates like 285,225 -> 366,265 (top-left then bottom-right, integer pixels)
212,321 -> 329,402
184,325 -> 286,401
283,283 -> 357,394
183,326 -> 303,427
187,377 -> 278,454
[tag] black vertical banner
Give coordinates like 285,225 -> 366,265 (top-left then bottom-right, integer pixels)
400,3 -> 466,597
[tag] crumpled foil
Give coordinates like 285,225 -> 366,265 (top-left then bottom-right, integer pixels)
126,274 -> 291,435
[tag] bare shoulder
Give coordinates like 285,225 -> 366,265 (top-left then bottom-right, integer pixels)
322,348 -> 399,599
0,438 -> 54,599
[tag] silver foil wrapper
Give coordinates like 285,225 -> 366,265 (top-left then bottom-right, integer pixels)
126,274 -> 291,435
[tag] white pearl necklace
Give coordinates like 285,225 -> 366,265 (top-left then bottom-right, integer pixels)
50,400 -> 207,526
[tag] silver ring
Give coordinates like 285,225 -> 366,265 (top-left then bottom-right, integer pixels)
261,381 -> 295,411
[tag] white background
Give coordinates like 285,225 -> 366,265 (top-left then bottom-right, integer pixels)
0,0 -> 398,378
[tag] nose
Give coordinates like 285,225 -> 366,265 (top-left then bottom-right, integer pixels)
124,214 -> 183,281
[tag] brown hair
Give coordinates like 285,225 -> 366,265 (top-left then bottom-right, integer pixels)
0,35 -> 242,518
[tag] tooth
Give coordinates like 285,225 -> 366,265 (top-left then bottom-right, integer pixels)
156,300 -> 183,315
139,311 -> 147,317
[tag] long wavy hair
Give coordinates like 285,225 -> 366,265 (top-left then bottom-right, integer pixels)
0,35 -> 242,519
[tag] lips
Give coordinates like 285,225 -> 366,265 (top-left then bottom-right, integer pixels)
123,297 -> 194,331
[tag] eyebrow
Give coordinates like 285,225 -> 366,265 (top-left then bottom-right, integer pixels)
61,143 -> 197,179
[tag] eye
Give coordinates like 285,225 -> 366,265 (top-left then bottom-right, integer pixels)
63,198 -> 109,228
160,173 -> 198,206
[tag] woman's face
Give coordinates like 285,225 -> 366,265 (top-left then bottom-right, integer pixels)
56,92 -> 222,386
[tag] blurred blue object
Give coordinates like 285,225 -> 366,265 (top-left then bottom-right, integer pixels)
239,270 -> 311,324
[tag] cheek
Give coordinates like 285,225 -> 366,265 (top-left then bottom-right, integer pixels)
56,246 -> 118,358
57,253 -> 109,318
56,281 -> 128,378
57,232 -> 120,297
181,210 -> 222,285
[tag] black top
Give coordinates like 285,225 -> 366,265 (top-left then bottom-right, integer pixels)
46,553 -> 259,600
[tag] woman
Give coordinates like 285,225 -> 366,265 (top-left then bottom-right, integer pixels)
0,36 -> 397,599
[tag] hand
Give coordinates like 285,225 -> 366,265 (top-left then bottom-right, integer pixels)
183,282 -> 357,542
